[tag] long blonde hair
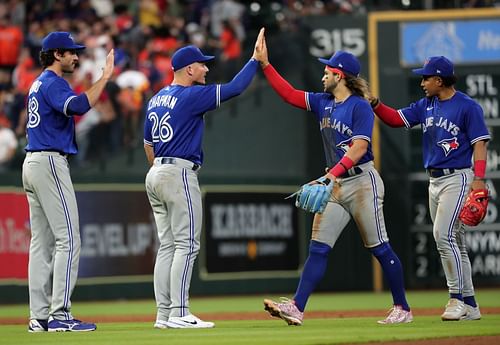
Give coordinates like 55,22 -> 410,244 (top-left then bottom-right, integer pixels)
344,74 -> 371,100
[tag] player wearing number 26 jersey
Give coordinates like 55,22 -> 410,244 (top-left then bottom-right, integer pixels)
371,56 -> 490,321
143,29 -> 266,329
254,37 -> 411,325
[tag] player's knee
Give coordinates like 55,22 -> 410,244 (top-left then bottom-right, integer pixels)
309,240 -> 331,256
435,236 -> 453,252
369,242 -> 392,257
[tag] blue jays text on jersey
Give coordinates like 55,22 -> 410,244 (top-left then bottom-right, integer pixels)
320,116 -> 354,137
398,91 -> 490,169
306,92 -> 374,168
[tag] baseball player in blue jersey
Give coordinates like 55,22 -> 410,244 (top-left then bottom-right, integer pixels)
144,28 -> 265,329
371,56 -> 489,321
255,38 -> 412,325
23,32 -> 114,332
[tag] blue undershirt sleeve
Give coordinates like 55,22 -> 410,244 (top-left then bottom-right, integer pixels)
219,58 -> 259,102
67,94 -> 91,116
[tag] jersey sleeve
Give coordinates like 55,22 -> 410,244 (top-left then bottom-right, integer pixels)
219,58 -> 258,102
188,85 -> 219,114
307,92 -> 329,122
398,98 -> 427,128
44,78 -> 79,116
262,64 -> 308,110
465,102 -> 491,144
352,100 -> 374,142
143,112 -> 153,146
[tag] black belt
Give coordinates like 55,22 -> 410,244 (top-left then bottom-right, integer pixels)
339,166 -> 363,178
160,157 -> 200,171
426,168 -> 466,178
29,150 -> 68,157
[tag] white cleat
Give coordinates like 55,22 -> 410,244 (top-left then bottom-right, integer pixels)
154,319 -> 169,329
166,314 -> 215,328
460,304 -> 481,321
441,298 -> 467,321
28,319 -> 48,333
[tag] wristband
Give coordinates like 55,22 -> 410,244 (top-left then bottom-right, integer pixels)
370,97 -> 380,109
474,160 -> 486,179
329,156 -> 354,177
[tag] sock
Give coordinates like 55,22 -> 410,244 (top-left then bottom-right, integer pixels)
463,296 -> 477,307
293,240 -> 331,312
370,242 -> 410,311
450,293 -> 464,301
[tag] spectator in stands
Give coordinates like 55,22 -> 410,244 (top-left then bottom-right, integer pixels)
0,11 -> 23,90
10,48 -> 39,135
219,19 -> 243,80
116,66 -> 150,163
0,115 -> 17,171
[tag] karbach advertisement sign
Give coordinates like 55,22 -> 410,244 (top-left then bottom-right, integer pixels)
201,190 -> 302,279
0,189 -> 158,282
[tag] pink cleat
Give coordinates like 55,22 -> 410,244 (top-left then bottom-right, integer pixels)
378,305 -> 413,324
263,298 -> 303,326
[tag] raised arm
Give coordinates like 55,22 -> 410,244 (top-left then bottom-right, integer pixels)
370,98 -> 405,127
218,28 -> 265,102
85,49 -> 115,106
255,32 -> 308,109
67,49 -> 115,115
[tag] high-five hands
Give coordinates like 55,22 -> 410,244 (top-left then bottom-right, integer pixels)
252,28 -> 269,67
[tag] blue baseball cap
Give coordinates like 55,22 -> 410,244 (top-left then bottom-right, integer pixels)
171,45 -> 215,71
42,31 -> 85,52
318,51 -> 360,76
412,56 -> 454,77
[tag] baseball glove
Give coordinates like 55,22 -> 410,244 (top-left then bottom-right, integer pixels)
290,177 -> 334,214
459,188 -> 489,226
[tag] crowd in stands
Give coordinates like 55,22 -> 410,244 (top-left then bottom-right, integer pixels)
0,0 -> 496,171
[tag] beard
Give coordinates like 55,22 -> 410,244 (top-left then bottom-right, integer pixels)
324,80 -> 338,93
62,61 -> 79,74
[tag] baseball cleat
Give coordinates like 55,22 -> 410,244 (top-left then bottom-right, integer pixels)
165,314 -> 215,328
48,318 -> 97,332
441,298 -> 467,321
263,298 -> 303,326
28,319 -> 48,333
461,304 -> 481,321
154,319 -> 169,329
377,305 -> 413,324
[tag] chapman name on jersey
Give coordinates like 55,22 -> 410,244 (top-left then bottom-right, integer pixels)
148,94 -> 178,110
423,116 -> 460,136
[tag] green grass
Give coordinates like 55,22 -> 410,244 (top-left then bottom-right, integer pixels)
2,289 -> 499,317
1,289 -> 499,345
1,317 -> 500,345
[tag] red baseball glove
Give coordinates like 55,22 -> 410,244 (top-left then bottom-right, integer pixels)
459,189 -> 489,226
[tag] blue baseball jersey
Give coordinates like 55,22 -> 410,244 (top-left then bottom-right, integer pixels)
398,91 -> 490,169
144,58 -> 258,165
25,70 -> 82,154
306,93 -> 374,168
144,84 -> 220,165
